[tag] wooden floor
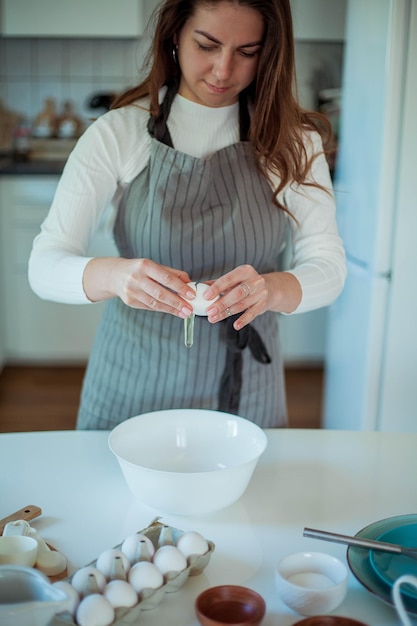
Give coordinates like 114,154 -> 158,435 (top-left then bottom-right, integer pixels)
0,365 -> 324,432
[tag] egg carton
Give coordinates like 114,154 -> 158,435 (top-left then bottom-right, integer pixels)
52,518 -> 215,626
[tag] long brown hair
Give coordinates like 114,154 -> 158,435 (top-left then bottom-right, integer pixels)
112,0 -> 331,210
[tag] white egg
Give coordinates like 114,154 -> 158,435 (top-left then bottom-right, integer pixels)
104,579 -> 138,609
152,545 -> 187,575
176,530 -> 209,559
96,548 -> 130,580
121,533 -> 155,564
71,566 -> 106,596
128,561 -> 164,593
53,580 -> 80,616
76,593 -> 115,626
186,282 -> 219,316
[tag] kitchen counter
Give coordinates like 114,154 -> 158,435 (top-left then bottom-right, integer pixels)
0,156 -> 66,176
1,428 -> 415,625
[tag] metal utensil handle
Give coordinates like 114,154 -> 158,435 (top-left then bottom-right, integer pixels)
0,505 -> 42,535
303,527 -> 403,555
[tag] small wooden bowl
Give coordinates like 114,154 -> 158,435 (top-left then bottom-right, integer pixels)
294,618 -> 368,626
195,585 -> 266,626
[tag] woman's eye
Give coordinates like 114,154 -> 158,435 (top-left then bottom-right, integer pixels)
195,41 -> 260,57
240,50 -> 258,58
197,42 -> 217,52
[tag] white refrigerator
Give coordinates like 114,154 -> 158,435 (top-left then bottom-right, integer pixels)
323,0 -> 417,431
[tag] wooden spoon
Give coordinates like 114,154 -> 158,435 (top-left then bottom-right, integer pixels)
0,504 -> 42,534
0,504 -> 68,581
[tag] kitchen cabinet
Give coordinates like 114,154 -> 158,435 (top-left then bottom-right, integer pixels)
290,0 -> 346,41
1,0 -> 346,40
1,0 -> 144,38
280,309 -> 327,364
0,176 -> 117,363
0,0 -> 346,40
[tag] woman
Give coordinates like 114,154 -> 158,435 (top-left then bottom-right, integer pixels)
28,0 -> 346,429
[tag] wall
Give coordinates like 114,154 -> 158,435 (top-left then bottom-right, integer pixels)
0,37 -> 150,126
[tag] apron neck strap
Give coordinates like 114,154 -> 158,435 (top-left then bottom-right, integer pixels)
147,78 -> 179,147
147,79 -> 251,146
238,91 -> 250,142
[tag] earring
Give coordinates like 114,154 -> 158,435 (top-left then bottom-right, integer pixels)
172,44 -> 179,65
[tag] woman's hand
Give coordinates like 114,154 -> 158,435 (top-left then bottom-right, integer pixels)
83,257 -> 196,318
203,264 -> 302,330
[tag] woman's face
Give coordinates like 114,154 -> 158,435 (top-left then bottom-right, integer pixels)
176,1 -> 264,107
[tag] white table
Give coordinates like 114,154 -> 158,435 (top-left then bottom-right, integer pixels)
1,428 -> 416,625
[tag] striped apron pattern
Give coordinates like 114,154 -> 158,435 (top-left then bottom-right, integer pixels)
76,93 -> 288,429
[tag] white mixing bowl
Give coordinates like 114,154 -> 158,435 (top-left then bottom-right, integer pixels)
108,409 -> 267,515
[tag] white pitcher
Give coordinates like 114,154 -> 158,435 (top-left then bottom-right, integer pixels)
0,564 -> 69,626
392,574 -> 417,626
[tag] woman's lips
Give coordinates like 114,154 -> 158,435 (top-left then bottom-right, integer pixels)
205,81 -> 231,95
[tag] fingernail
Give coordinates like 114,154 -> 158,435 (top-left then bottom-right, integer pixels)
180,307 -> 193,318
186,289 -> 195,299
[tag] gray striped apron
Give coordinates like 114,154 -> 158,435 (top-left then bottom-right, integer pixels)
76,88 -> 288,430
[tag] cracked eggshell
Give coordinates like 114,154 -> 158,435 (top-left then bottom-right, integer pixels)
186,282 -> 219,316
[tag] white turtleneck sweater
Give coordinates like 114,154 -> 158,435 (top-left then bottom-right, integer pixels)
28,92 -> 346,313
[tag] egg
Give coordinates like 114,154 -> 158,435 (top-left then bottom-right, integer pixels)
76,593 -> 115,626
104,579 -> 138,609
128,561 -> 164,593
176,530 -> 209,559
71,566 -> 106,596
152,545 -> 187,575
186,282 -> 219,316
53,580 -> 80,616
96,548 -> 130,580
121,533 -> 155,564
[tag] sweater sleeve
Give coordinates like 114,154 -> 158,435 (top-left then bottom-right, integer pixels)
28,105 -> 150,304
281,131 -> 347,314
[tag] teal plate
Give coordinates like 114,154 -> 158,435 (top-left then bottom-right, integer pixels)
347,514 -> 417,614
369,523 -> 417,600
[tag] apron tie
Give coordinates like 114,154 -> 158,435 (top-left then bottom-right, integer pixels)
218,314 -> 271,415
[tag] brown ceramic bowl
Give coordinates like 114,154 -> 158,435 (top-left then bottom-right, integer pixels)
294,618 -> 368,626
195,585 -> 266,626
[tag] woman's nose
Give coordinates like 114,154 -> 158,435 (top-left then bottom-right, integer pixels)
213,52 -> 233,81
